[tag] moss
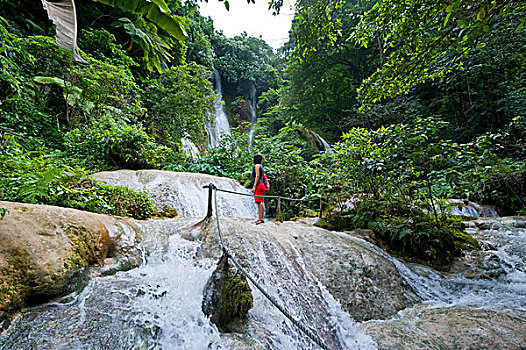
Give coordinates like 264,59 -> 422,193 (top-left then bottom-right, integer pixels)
218,271 -> 253,324
452,229 -> 480,251
203,255 -> 253,332
157,205 -> 179,218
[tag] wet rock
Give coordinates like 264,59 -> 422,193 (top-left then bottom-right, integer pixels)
200,219 -> 420,322
92,170 -> 257,219
0,201 -> 143,328
202,254 -> 253,332
361,306 -> 526,350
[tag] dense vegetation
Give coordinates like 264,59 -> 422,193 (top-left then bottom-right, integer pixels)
1,0 -> 524,266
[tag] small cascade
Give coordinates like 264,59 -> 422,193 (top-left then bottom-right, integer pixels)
181,134 -> 200,159
444,199 -> 499,218
207,69 -> 231,149
310,130 -> 332,152
92,170 -> 258,219
247,81 -> 257,150
0,218 -> 226,350
352,218 -> 526,309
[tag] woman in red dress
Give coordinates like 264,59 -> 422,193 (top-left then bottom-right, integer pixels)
251,153 -> 266,224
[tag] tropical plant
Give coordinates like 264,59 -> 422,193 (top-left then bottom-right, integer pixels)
64,116 -> 172,170
141,62 -> 215,148
40,0 -> 186,64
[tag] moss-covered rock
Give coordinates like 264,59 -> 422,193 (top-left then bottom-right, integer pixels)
202,254 -> 253,332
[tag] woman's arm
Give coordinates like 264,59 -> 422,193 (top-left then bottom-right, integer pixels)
252,165 -> 261,193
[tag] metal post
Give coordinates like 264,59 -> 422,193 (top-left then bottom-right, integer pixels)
277,197 -> 283,223
203,183 -> 215,219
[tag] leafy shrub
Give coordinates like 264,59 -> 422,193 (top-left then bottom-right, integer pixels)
57,175 -> 157,220
65,116 -> 173,170
314,116 -> 525,265
78,28 -> 136,67
0,136 -> 158,220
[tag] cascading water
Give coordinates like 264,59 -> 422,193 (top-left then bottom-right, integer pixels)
181,134 -> 200,159
2,170 -> 524,349
346,218 -> 526,310
207,69 -> 231,149
310,131 -> 332,152
0,218 -> 228,350
247,82 -> 257,150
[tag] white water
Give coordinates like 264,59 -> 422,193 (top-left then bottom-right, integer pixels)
237,239 -> 376,350
181,134 -> 200,159
92,170 -> 258,219
207,69 -> 231,149
1,218 -> 226,350
1,217 -> 376,350
247,82 -> 257,150
345,218 -> 526,311
310,131 -> 331,152
443,199 -> 499,218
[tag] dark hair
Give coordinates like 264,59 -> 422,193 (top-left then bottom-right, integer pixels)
253,153 -> 263,164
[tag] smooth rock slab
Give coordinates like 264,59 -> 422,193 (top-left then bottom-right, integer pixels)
200,218 -> 420,322
361,305 -> 526,350
92,170 -> 258,219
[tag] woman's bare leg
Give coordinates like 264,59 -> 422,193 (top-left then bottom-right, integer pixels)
258,202 -> 264,221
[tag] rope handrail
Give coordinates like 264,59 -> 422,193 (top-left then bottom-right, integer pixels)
214,185 -> 353,202
210,185 -> 332,350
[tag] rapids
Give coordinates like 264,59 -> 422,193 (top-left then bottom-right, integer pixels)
1,171 -> 525,349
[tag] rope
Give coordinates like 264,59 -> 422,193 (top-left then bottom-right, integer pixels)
216,187 -> 322,202
212,188 -> 332,350
215,185 -> 353,203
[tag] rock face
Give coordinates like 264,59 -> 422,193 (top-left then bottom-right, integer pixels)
0,201 -> 142,329
200,218 -> 420,322
92,170 -> 257,219
361,306 -> 526,350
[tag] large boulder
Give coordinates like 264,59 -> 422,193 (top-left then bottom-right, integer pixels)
92,170 -> 257,219
0,201 -> 142,329
200,218 -> 420,322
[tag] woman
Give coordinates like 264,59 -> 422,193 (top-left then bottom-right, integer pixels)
251,153 -> 266,224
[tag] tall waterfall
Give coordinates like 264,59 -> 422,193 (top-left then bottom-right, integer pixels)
247,81 -> 257,150
207,69 -> 231,149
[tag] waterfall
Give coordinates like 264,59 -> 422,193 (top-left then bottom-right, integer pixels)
181,134 -> 200,159
310,130 -> 332,152
1,217 -> 377,350
247,81 -> 257,150
0,219 -> 225,350
207,69 -> 231,149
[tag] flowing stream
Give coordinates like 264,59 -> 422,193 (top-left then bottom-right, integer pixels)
357,217 -> 526,310
1,169 -> 525,349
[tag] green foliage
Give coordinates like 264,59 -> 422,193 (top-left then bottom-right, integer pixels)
213,33 -> 281,91
58,175 -> 158,220
141,62 -> 215,148
71,58 -> 142,122
0,208 -> 8,220
314,116 -> 525,264
92,0 -> 188,41
0,136 -> 158,219
78,28 -> 135,67
353,0 -> 525,108
113,16 -> 176,73
64,116 -> 172,170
